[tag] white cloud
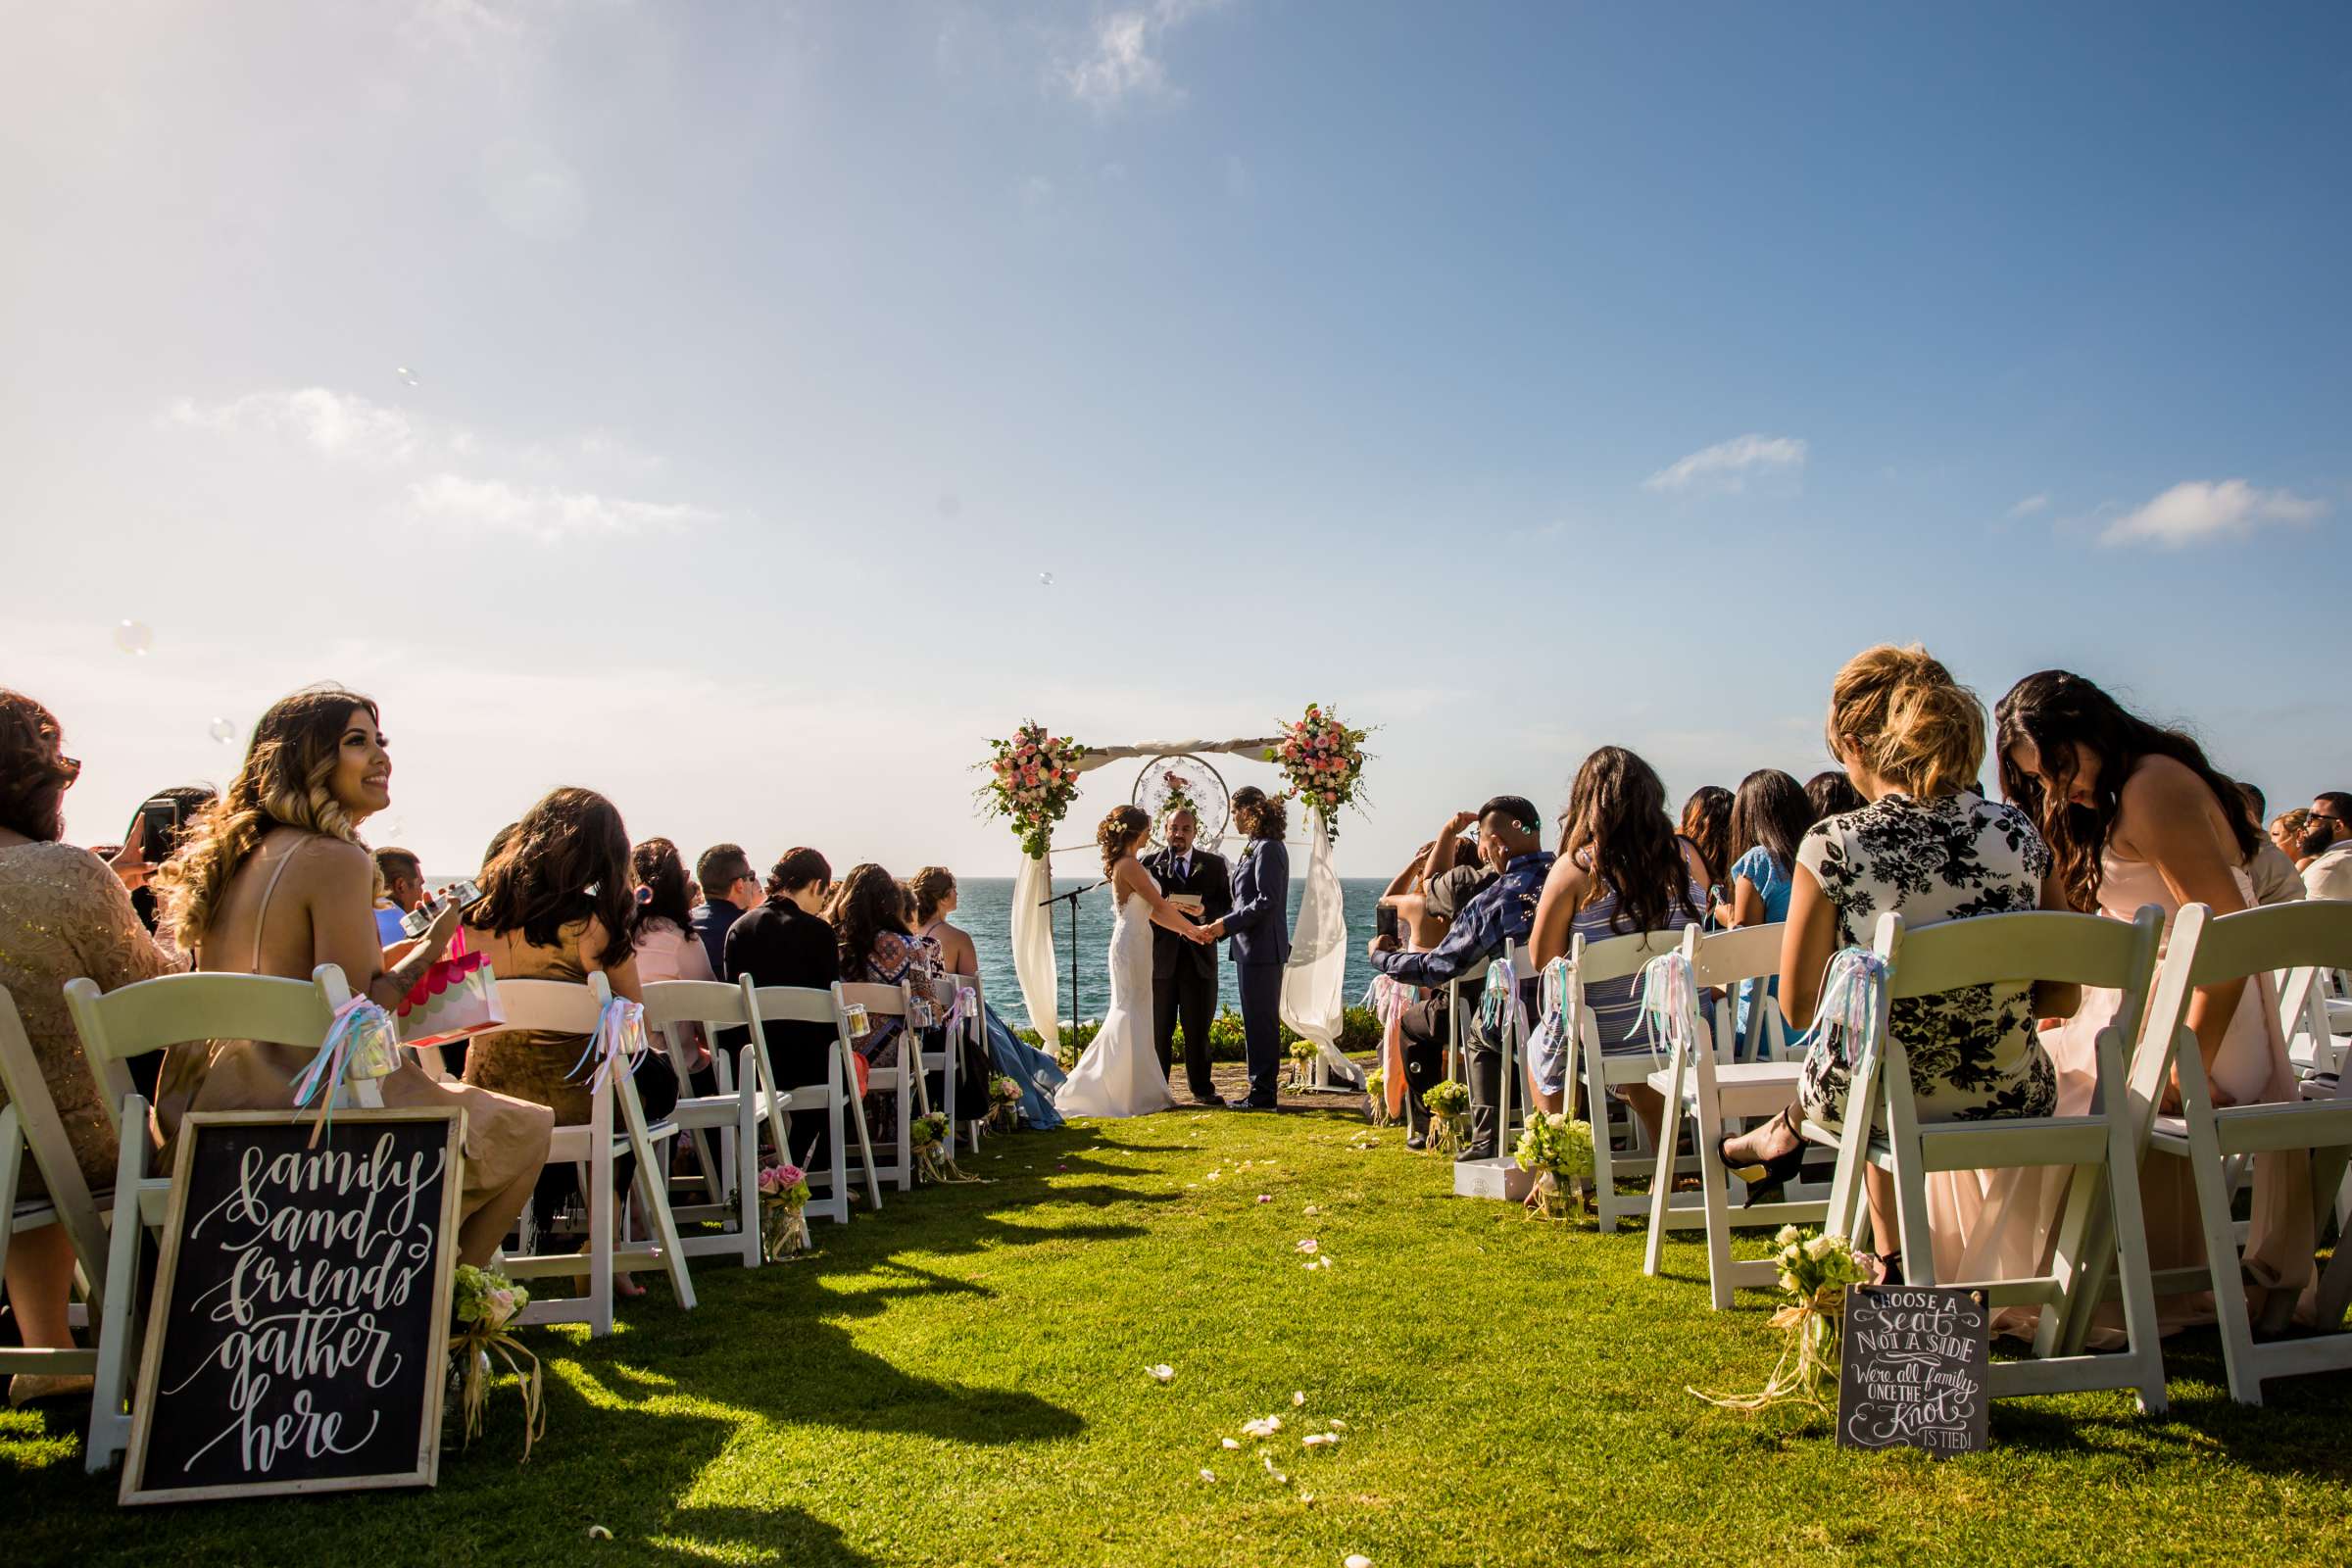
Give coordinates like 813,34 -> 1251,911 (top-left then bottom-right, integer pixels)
408,473 -> 713,542
1056,0 -> 1228,109
1642,433 -> 1808,495
2008,492 -> 2050,517
2099,478 -> 2327,550
165,387 -> 420,465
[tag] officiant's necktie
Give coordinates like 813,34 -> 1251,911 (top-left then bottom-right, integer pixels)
1174,856 -> 1189,883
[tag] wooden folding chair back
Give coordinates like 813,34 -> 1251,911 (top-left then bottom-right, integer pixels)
2130,900 -> 2352,1403
1809,906 -> 2171,1412
61,964 -> 357,1473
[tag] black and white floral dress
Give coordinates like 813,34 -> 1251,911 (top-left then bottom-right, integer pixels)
1795,791 -> 2057,1129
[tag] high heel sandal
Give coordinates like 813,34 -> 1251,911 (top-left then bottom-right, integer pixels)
1717,1105 -> 1805,1203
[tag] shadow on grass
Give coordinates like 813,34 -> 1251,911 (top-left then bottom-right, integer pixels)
643,1503 -> 878,1566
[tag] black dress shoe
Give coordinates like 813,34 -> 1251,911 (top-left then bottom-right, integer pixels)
1452,1143 -> 1496,1163
1403,1132 -> 1428,1152
1235,1096 -> 1281,1111
1195,1093 -> 1230,1108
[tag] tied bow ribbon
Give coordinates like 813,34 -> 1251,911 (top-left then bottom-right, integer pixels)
1637,950 -> 1706,1070
566,996 -> 649,1096
289,994 -> 400,1142
1478,953 -> 1535,1044
943,983 -> 976,1040
1801,947 -> 1889,1070
1364,973 -> 1410,1028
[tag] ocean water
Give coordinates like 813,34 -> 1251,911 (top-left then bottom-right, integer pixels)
956,877 -> 1392,1027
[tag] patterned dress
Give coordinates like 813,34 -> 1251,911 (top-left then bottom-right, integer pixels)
1795,791 -> 2056,1128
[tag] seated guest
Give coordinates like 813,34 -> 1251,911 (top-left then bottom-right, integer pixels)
1710,768 -> 1813,1056
831,862 -> 931,1133
1803,768 -> 1866,822
1720,646 -> 2075,1283
631,837 -> 716,1077
1999,671 -> 2310,1332
1678,784 -> 1733,893
151,687 -> 550,1268
461,786 -> 677,1294
2235,783 -> 2304,906
122,785 -> 214,935
2272,808 -> 2314,869
691,842 -> 760,975
1386,812 -> 1500,1150
1529,748 -> 1709,1144
1368,797 -> 1552,1160
372,844 -> 426,946
724,848 -> 841,1162
0,690 -> 183,1405
2298,791 -> 2352,900
907,865 -> 1064,1130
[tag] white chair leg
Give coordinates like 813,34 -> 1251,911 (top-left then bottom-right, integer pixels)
735,1093 -> 760,1267
86,1108 -> 150,1474
588,1103 -> 615,1338
1694,1092 -> 1739,1311
1642,1055 -> 1686,1278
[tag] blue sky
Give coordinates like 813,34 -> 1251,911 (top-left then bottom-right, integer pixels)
3,1 -> 2346,877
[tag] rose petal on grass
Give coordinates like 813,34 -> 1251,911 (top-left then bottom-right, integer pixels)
1146,1363 -> 1174,1383
1292,1391 -> 1305,1406
1328,1418 -> 1348,1430
1200,1468 -> 1216,1482
1221,1438 -> 1241,1450
1303,1204 -> 1320,1215
1241,1415 -> 1284,1439
1256,1195 -> 1271,1203
1346,1556 -> 1374,1568
1295,1239 -> 1318,1254
1303,1432 -> 1339,1447
588,1526 -> 613,1541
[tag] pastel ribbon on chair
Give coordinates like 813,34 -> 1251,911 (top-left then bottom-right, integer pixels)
1797,947 -> 1888,1070
1479,955 -> 1534,1046
1522,956 -> 1576,1080
566,996 -> 649,1096
289,994 -> 400,1141
1636,950 -> 1705,1071
1365,975 -> 1411,1119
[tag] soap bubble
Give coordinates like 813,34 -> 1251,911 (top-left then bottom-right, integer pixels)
1038,571 -> 1054,588
207,717 -> 237,745
113,620 -> 153,656
384,818 -> 408,840
395,367 -> 419,387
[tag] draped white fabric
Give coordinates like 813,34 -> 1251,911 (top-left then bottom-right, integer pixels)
1070,736 -> 1285,773
1011,851 -> 1060,1050
1281,811 -> 1363,1088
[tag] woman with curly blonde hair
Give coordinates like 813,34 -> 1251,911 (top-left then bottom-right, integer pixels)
153,686 -> 551,1266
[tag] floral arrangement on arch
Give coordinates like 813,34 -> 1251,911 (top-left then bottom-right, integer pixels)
1264,704 -> 1370,832
978,722 -> 1089,858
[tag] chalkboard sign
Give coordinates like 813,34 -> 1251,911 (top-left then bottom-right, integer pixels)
1838,1284 -> 1990,1456
121,1109 -> 465,1504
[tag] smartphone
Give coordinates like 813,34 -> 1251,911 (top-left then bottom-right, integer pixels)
1375,904 -> 1400,943
400,877 -> 486,939
136,797 -> 181,860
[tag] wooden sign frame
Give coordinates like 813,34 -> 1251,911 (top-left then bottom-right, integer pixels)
120,1107 -> 466,1505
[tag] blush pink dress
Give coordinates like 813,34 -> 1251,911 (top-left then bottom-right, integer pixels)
1929,852 -> 2314,1341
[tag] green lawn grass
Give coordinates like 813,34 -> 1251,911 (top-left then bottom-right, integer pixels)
7,1102 -> 2349,1566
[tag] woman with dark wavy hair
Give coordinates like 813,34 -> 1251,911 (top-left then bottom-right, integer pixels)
1712,768 -> 1814,1057
631,836 -> 716,1080
1529,747 -> 1709,1132
1677,785 -> 1733,893
1996,669 -> 2310,1334
152,686 -> 551,1268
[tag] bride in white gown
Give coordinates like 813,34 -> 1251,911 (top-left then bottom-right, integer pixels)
1055,806 -> 1212,1119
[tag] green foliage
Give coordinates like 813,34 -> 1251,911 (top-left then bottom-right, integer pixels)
1022,1005 -> 1382,1067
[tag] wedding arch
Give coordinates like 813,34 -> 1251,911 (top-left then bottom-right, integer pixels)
980,711 -> 1369,1091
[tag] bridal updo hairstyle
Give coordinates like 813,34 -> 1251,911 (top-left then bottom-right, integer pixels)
1994,668 -> 2257,912
0,688 -> 70,842
1824,644 -> 1984,802
158,685 -> 383,947
1098,805 -> 1150,877
468,787 -> 639,954
829,862 -> 908,972
1232,785 -> 1286,843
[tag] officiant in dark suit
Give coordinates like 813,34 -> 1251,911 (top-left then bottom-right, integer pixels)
1145,807 -> 1232,1106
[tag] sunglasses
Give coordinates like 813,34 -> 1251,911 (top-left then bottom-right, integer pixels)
58,755 -> 82,785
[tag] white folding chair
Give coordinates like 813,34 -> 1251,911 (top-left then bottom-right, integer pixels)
1807,906 -> 2171,1411
2122,901 -> 2352,1403
0,985 -> 114,1398
751,985 -> 879,1220
1493,941 -> 1534,1152
62,964 -> 365,1473
834,981 -> 923,1193
2278,962 -> 2348,1084
643,977 -> 765,1268
494,973 -> 697,1336
944,973 -> 989,1152
1565,927 -> 1689,1233
1642,923 -> 1824,1308
915,976 -> 966,1155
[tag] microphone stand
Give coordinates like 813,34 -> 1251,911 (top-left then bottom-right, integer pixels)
1037,878 -> 1108,1035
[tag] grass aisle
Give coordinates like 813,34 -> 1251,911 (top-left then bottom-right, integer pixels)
7,1103 -> 2351,1566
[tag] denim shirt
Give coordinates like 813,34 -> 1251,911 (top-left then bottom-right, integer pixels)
1372,850 -> 1555,989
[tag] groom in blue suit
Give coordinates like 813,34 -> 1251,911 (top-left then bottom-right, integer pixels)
1200,785 -> 1290,1109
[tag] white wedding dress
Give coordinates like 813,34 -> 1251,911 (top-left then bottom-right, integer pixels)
1054,869 -> 1179,1120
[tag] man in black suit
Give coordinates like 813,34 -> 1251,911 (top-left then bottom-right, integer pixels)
1145,808 -> 1233,1106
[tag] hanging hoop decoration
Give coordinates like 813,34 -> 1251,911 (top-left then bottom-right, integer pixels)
1132,754 -> 1231,849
